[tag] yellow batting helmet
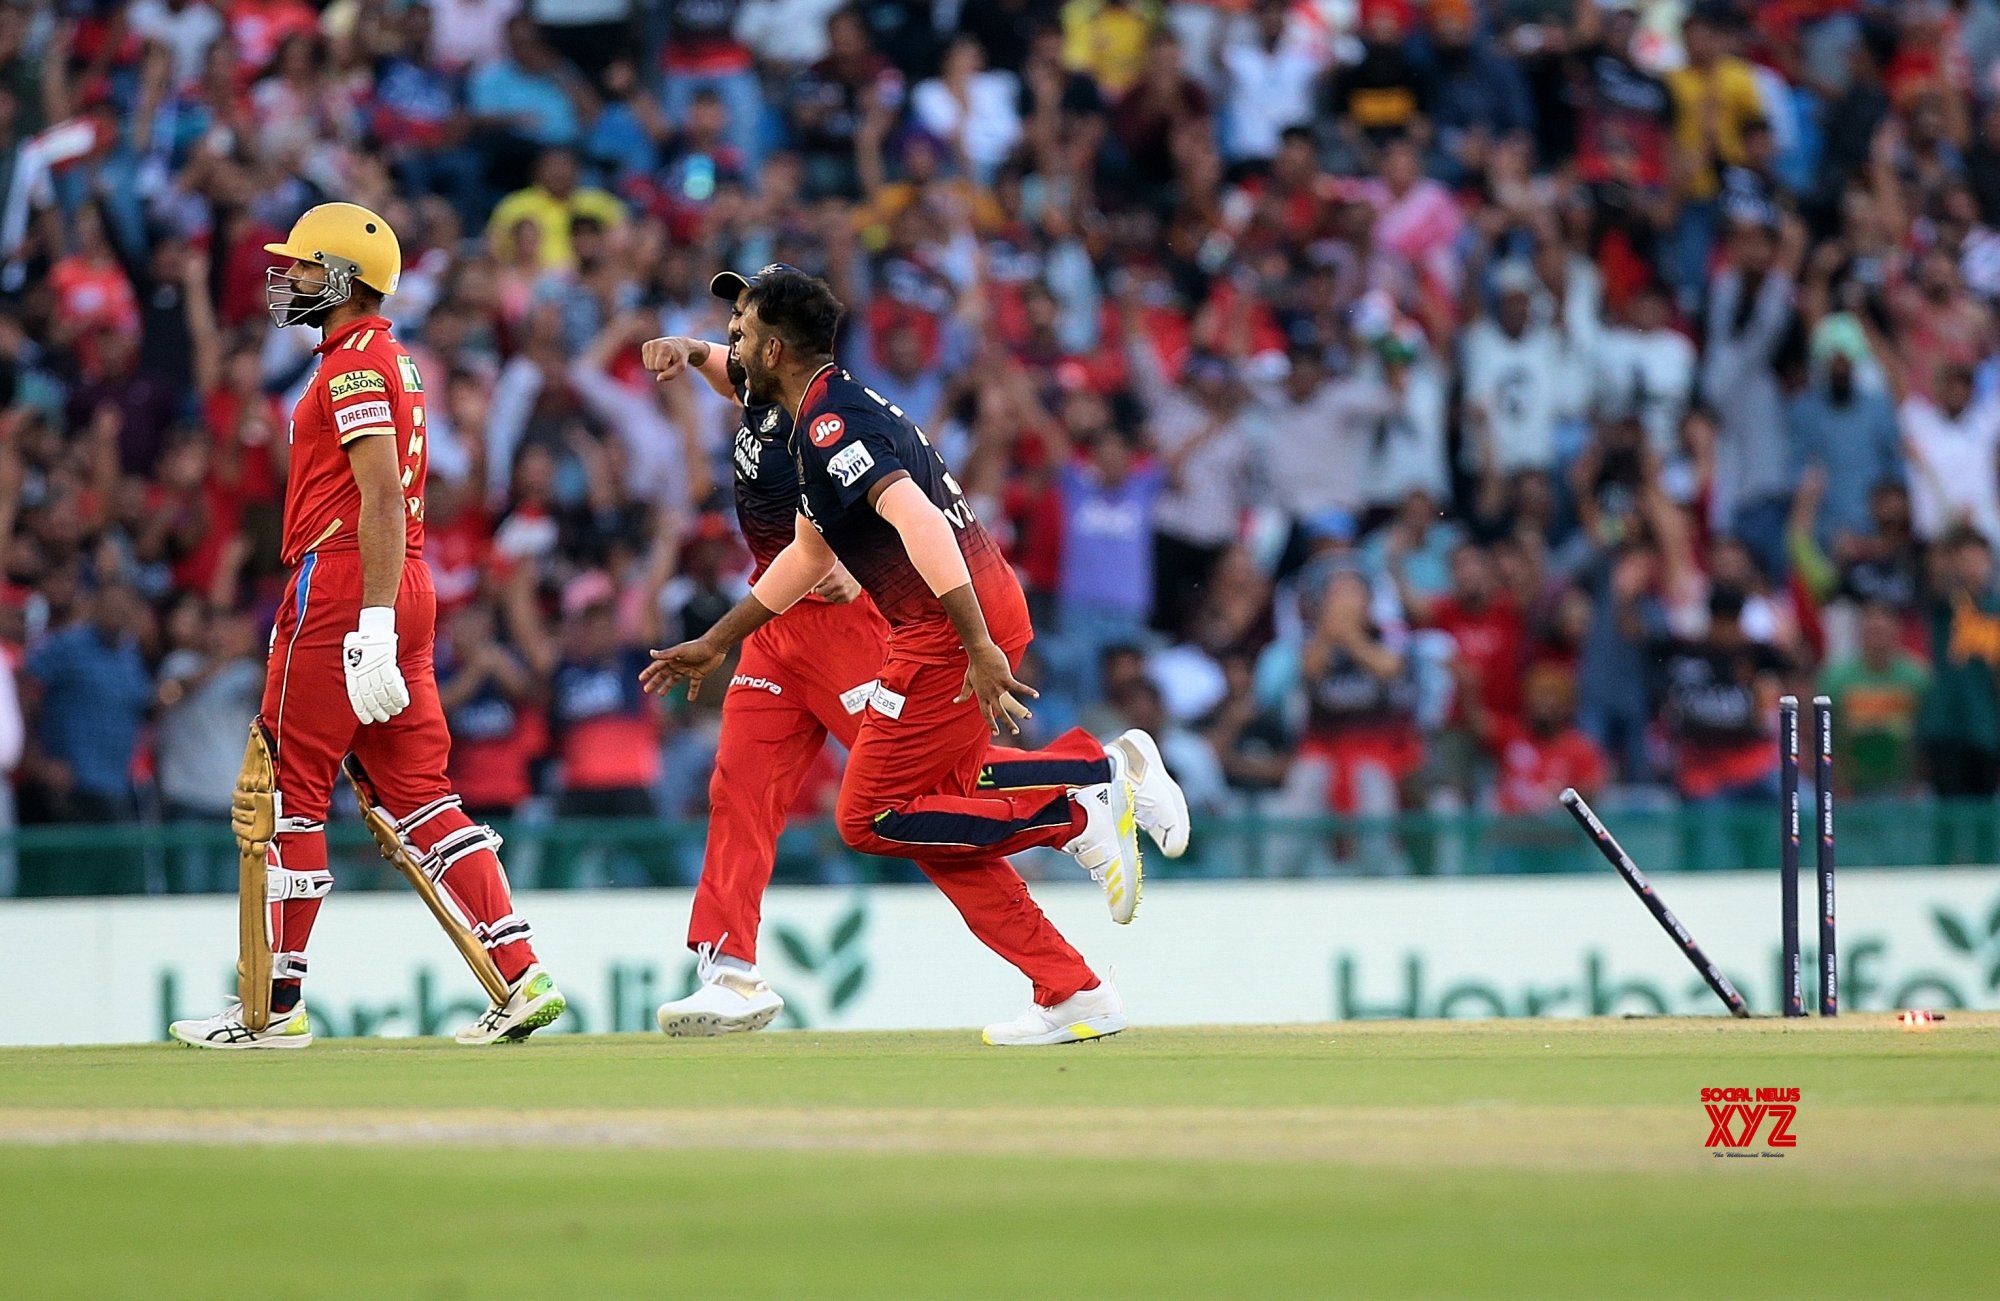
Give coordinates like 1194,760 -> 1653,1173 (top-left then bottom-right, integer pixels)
263,202 -> 401,328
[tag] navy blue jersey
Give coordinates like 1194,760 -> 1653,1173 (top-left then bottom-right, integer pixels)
730,384 -> 798,578
792,366 -> 1027,659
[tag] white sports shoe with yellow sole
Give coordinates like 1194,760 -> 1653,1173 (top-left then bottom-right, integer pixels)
1064,778 -> 1142,923
169,999 -> 314,1049
1109,729 -> 1190,858
982,978 -> 1128,1046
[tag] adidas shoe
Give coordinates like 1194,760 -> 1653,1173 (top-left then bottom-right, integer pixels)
1109,729 -> 1190,858
1064,778 -> 1142,923
982,977 -> 1128,1046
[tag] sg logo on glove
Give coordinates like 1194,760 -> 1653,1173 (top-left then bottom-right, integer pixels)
344,608 -> 410,725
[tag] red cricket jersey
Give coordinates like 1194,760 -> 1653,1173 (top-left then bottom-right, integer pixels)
1431,595 -> 1526,726
1490,722 -> 1609,816
281,315 -> 429,566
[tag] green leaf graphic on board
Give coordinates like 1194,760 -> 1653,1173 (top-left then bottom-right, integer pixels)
1935,908 -> 1976,954
773,927 -> 818,972
829,905 -> 866,955
830,964 -> 867,1012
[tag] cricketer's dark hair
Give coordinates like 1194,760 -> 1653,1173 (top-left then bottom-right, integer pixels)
743,271 -> 843,359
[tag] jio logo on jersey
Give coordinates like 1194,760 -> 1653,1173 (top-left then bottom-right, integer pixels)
809,414 -> 845,448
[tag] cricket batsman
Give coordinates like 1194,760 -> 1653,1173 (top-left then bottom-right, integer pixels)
639,265 -> 1184,1037
170,204 -> 565,1048
644,269 -> 1189,1046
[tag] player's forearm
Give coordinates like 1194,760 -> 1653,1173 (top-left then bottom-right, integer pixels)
345,431 -> 407,611
687,339 -> 735,400
936,582 -> 999,655
355,482 -> 405,609
748,534 -> 837,619
701,591 -> 784,654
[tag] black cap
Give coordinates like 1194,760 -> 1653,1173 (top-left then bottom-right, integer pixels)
709,262 -> 803,302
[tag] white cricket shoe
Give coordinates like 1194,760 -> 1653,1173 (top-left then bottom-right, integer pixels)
657,943 -> 785,1036
982,977 -> 1128,1046
1064,778 -> 1142,923
1108,729 -> 1190,858
455,964 -> 566,1045
169,999 -> 314,1050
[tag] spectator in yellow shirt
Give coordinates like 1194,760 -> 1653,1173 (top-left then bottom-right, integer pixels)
1665,7 -> 1764,203
1661,5 -> 1764,309
486,147 -> 627,271
1062,0 -> 1160,98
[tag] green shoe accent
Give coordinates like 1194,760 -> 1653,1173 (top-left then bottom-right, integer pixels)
499,993 -> 566,1043
282,1008 -> 311,1037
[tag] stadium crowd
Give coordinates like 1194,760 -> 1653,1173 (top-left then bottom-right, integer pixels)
2,0 -> 1999,892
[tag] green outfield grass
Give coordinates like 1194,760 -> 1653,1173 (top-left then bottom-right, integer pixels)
2,1018 -> 1996,1299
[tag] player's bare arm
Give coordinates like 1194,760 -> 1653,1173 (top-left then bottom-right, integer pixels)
342,431 -> 411,724
642,335 -> 736,399
813,565 -> 863,603
644,306 -> 862,605
642,514 -> 836,699
870,474 -> 1037,735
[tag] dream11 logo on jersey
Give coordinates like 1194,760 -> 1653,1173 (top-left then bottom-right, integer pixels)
1701,1087 -> 1800,1156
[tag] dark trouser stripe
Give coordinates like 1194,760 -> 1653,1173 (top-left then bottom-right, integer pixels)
976,757 -> 1110,790
871,793 -> 1074,848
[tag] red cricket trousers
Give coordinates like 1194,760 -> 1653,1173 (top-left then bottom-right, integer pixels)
833,634 -> 1104,1005
693,598 -> 1109,1004
259,552 -> 537,988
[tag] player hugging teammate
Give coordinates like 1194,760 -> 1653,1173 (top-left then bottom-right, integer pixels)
642,268 -> 1191,1045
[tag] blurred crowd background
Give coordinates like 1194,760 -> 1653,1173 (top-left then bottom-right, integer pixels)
6,0 -> 2000,893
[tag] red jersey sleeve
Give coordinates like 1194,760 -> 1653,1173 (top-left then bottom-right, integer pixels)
319,357 -> 397,446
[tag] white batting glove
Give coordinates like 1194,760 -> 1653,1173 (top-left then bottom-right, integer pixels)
343,606 -> 409,725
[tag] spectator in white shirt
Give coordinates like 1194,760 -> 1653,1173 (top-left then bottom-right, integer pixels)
1594,280 -> 1697,458
911,35 -> 1023,184
128,0 -> 224,90
1532,241 -> 1602,429
733,0 -> 847,67
1900,359 -> 2000,547
429,0 -> 523,74
1362,338 -> 1451,513
1218,0 -> 1328,167
1462,261 -> 1569,474
1121,293 -> 1265,637
1256,341 -> 1399,573
567,312 -> 712,516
